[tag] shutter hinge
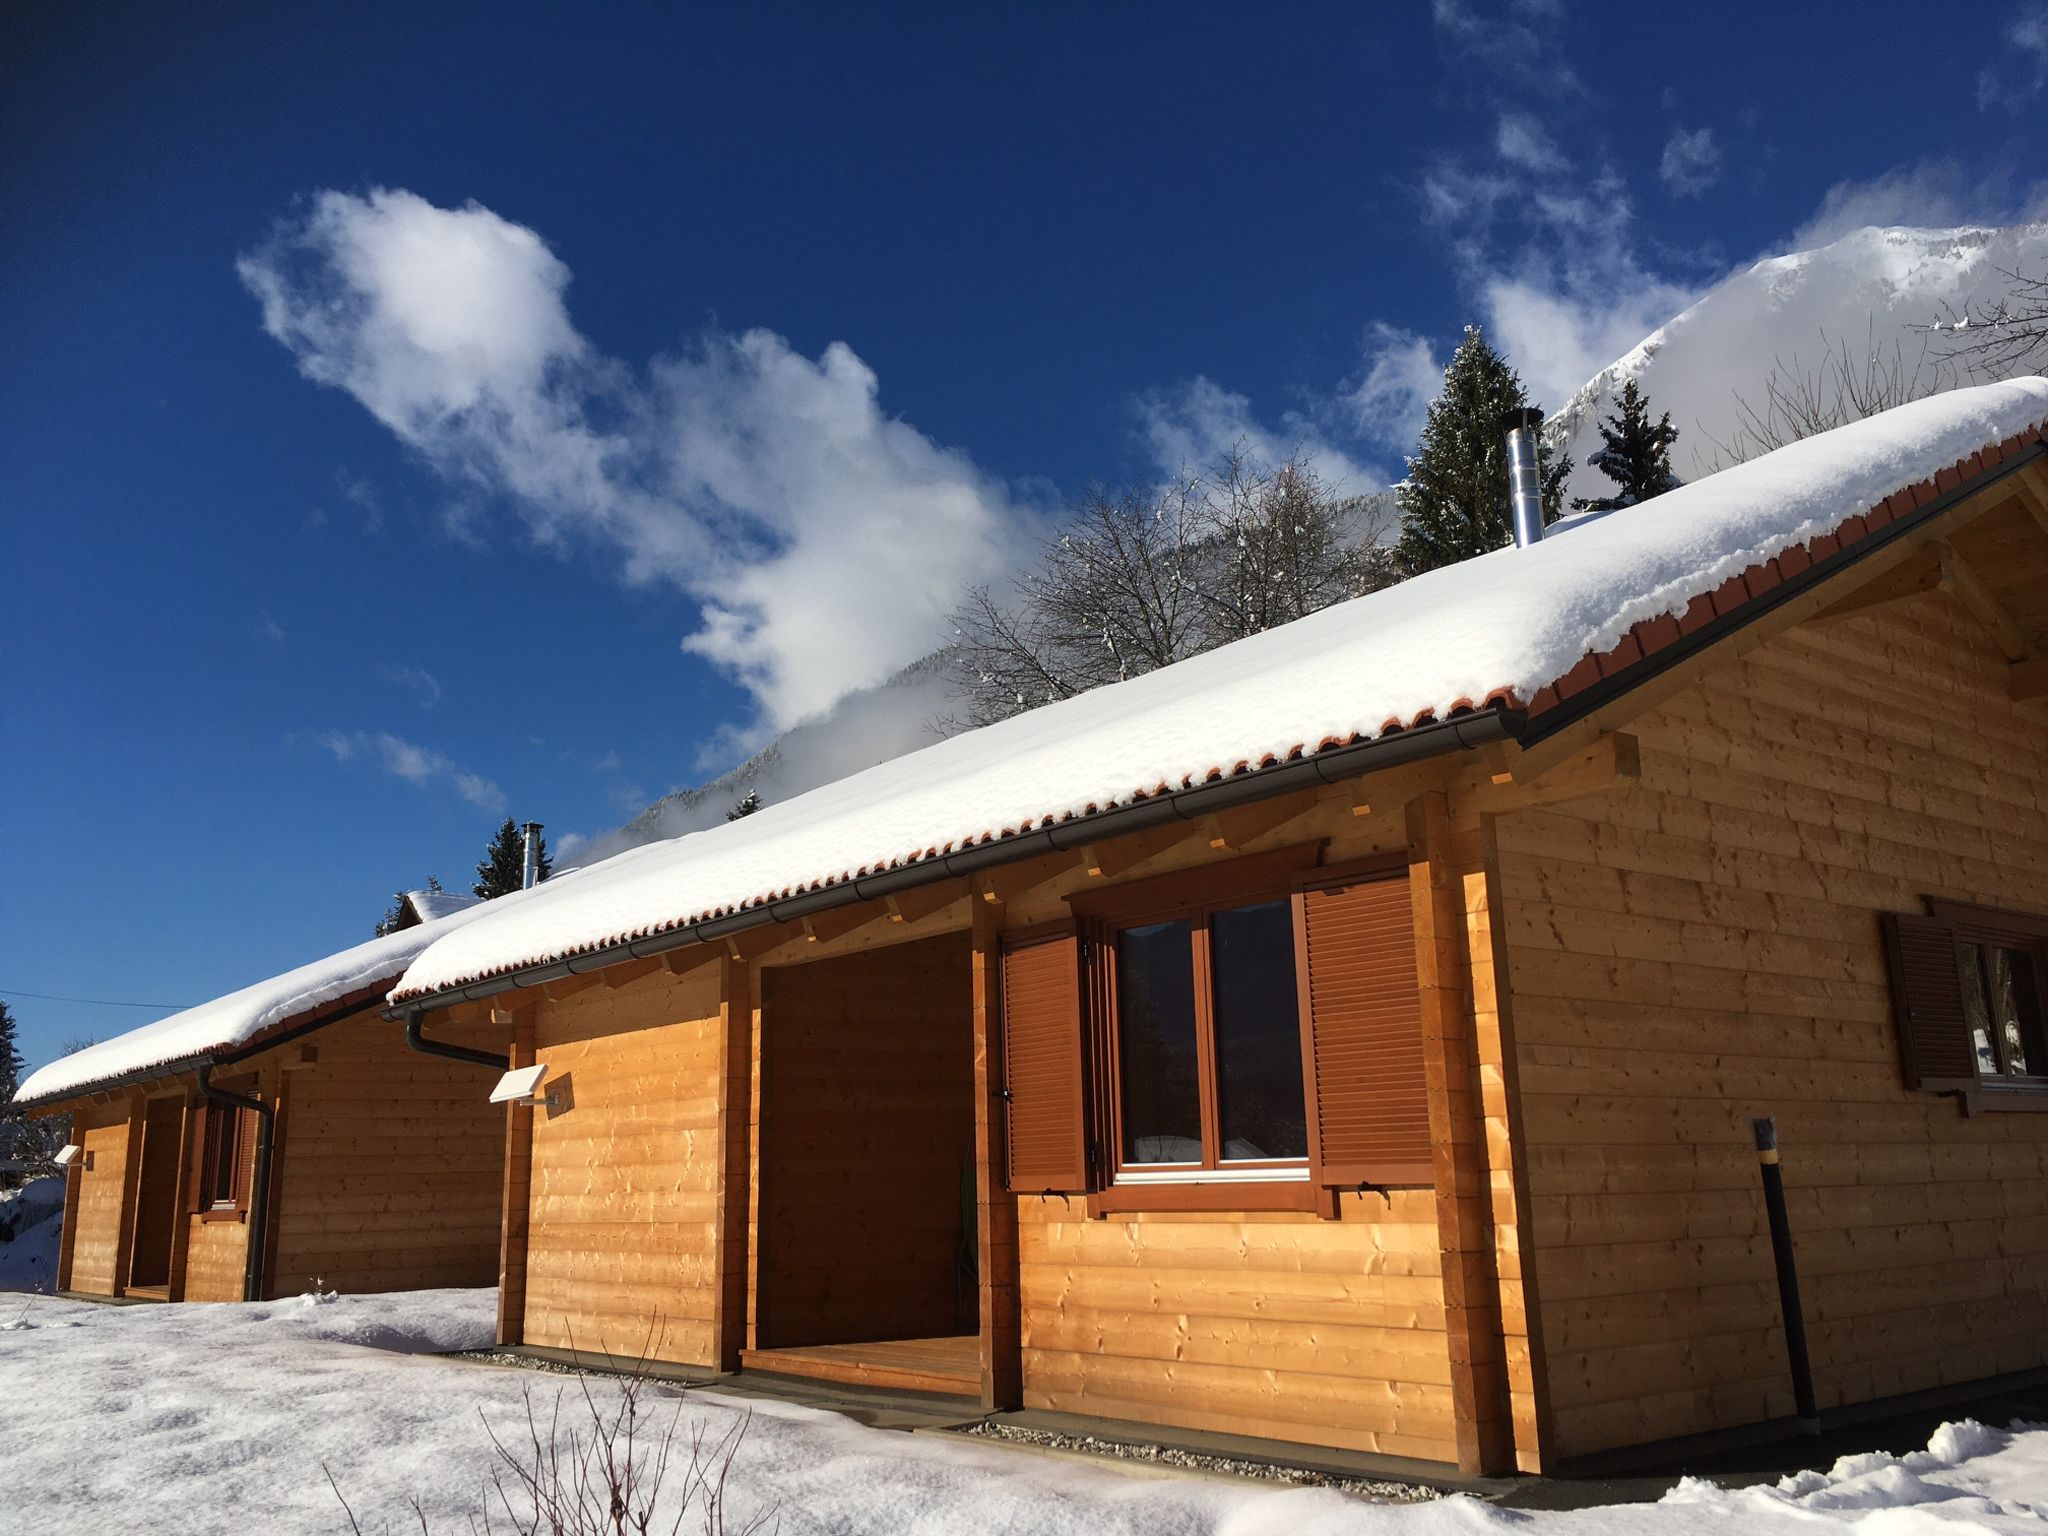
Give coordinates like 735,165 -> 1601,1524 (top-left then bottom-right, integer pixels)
998,1086 -> 1013,1103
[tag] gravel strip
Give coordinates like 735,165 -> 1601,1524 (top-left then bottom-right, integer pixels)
956,1420 -> 1444,1501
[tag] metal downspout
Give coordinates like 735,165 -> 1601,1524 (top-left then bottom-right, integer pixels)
403,1007 -> 509,1072
196,1063 -> 274,1304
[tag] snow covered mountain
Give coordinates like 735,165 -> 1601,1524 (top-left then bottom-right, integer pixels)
574,222 -> 2048,868
1551,222 -> 2048,496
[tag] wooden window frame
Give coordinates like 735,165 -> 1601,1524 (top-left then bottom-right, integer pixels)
1072,843 -> 1360,1216
196,1097 -> 252,1223
1905,900 -> 2048,1113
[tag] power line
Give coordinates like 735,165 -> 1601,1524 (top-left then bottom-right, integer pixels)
0,987 -> 192,1011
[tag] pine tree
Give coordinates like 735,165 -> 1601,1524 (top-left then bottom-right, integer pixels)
0,1002 -> 30,1182
1573,379 -> 1681,512
1394,325 -> 1572,575
726,789 -> 761,821
474,820 -> 550,899
0,1003 -> 22,1104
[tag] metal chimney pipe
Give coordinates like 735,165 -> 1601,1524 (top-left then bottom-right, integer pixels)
521,822 -> 543,890
1502,407 -> 1546,549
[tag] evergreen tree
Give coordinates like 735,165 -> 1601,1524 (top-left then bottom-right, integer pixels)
474,820 -> 550,899
0,1003 -> 22,1104
0,1002 -> 31,1182
726,789 -> 762,821
1394,325 -> 1572,575
1573,379 -> 1681,512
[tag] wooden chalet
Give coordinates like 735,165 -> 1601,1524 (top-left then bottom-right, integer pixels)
20,920 -> 506,1304
382,381 -> 2048,1477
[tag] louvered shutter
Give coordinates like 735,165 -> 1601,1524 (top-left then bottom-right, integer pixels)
1881,911 -> 1973,1086
1001,929 -> 1090,1193
1300,875 -> 1432,1184
186,1104 -> 210,1213
235,1106 -> 260,1210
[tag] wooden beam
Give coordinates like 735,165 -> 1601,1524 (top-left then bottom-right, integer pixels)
2014,463 -> 2048,540
1328,753 -> 1461,819
970,897 -> 1022,1410
973,852 -> 1078,908
1082,820 -> 1199,880
110,1096 -> 144,1298
1407,791 -> 1516,1476
664,945 -> 721,978
540,972 -> 603,1004
599,956 -> 663,990
1812,542 -> 1944,625
1938,540 -> 2034,662
711,956 -> 753,1373
165,1098 -> 197,1303
1473,731 -> 1641,815
495,1013 -> 536,1348
1199,793 -> 1315,851
883,881 -> 965,927
799,905 -> 873,946
724,925 -> 790,963
2012,657 -> 2048,702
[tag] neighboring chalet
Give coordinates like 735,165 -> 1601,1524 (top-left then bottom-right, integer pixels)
244,381 -> 2048,1478
17,907 -> 508,1303
388,886 -> 483,930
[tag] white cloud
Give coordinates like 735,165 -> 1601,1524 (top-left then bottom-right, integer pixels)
1345,325 -> 1442,449
1659,127 -> 1722,198
1980,3 -> 2048,110
257,615 -> 286,644
240,189 -> 1028,750
1789,158 -> 2048,249
1131,376 -> 1383,494
318,729 -> 505,812
1496,113 -> 1565,174
384,663 -> 441,709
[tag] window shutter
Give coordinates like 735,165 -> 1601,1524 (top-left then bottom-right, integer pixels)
235,1106 -> 260,1209
185,1104 -> 209,1214
1001,928 -> 1090,1193
1298,875 -> 1432,1185
1880,911 -> 1973,1086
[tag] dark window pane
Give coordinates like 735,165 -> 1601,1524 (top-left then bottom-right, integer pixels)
1991,948 -> 2046,1077
1210,899 -> 1308,1160
1961,942 -> 1998,1075
1116,920 -> 1202,1163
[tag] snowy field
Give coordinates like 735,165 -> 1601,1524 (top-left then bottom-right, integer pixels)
0,1288 -> 2046,1534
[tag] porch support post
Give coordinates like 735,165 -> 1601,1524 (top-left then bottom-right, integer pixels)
971,899 -> 1023,1410
712,953 -> 754,1372
496,1011 -> 536,1347
166,1095 -> 197,1302
1409,789 -> 1515,1476
111,1094 -> 144,1296
55,1133 -> 82,1293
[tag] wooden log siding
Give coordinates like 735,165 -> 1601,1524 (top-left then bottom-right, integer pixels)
64,1098 -> 136,1295
521,965 -> 726,1365
265,1015 -> 502,1299
1495,587 -> 2048,1461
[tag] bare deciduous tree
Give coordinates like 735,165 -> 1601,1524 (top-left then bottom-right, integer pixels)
1698,326 -> 1971,472
946,448 -> 1397,727
1919,264 -> 2048,380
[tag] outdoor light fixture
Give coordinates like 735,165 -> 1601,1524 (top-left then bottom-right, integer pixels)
489,1063 -> 555,1108
54,1144 -> 82,1168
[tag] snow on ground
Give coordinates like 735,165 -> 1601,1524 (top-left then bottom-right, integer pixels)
0,1177 -> 63,1295
2,1289 -> 2046,1535
396,380 -> 2048,1000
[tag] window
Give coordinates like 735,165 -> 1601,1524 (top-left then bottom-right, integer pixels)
999,845 -> 1434,1213
1882,899 -> 2048,1105
1111,896 -> 1307,1174
191,1102 -> 247,1213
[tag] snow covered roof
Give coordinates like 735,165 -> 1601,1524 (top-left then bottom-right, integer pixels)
374,379 -> 2038,1001
405,888 -> 481,924
16,898 -> 506,1105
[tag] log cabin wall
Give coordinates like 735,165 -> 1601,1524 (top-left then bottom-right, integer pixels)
518,964 -> 725,1364
262,1012 -> 504,1297
1498,587 -> 2048,1461
754,934 -> 975,1349
61,1097 -> 135,1295
994,801 -> 1476,1465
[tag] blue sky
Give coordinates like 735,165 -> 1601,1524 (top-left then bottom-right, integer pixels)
6,1 -> 2046,1069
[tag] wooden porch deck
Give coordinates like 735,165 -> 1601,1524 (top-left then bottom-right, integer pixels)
738,1335 -> 979,1398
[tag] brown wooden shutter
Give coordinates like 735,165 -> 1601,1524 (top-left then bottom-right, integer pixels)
235,1106 -> 260,1209
1001,928 -> 1090,1193
185,1104 -> 210,1214
1298,874 -> 1432,1184
1881,911 -> 1973,1086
